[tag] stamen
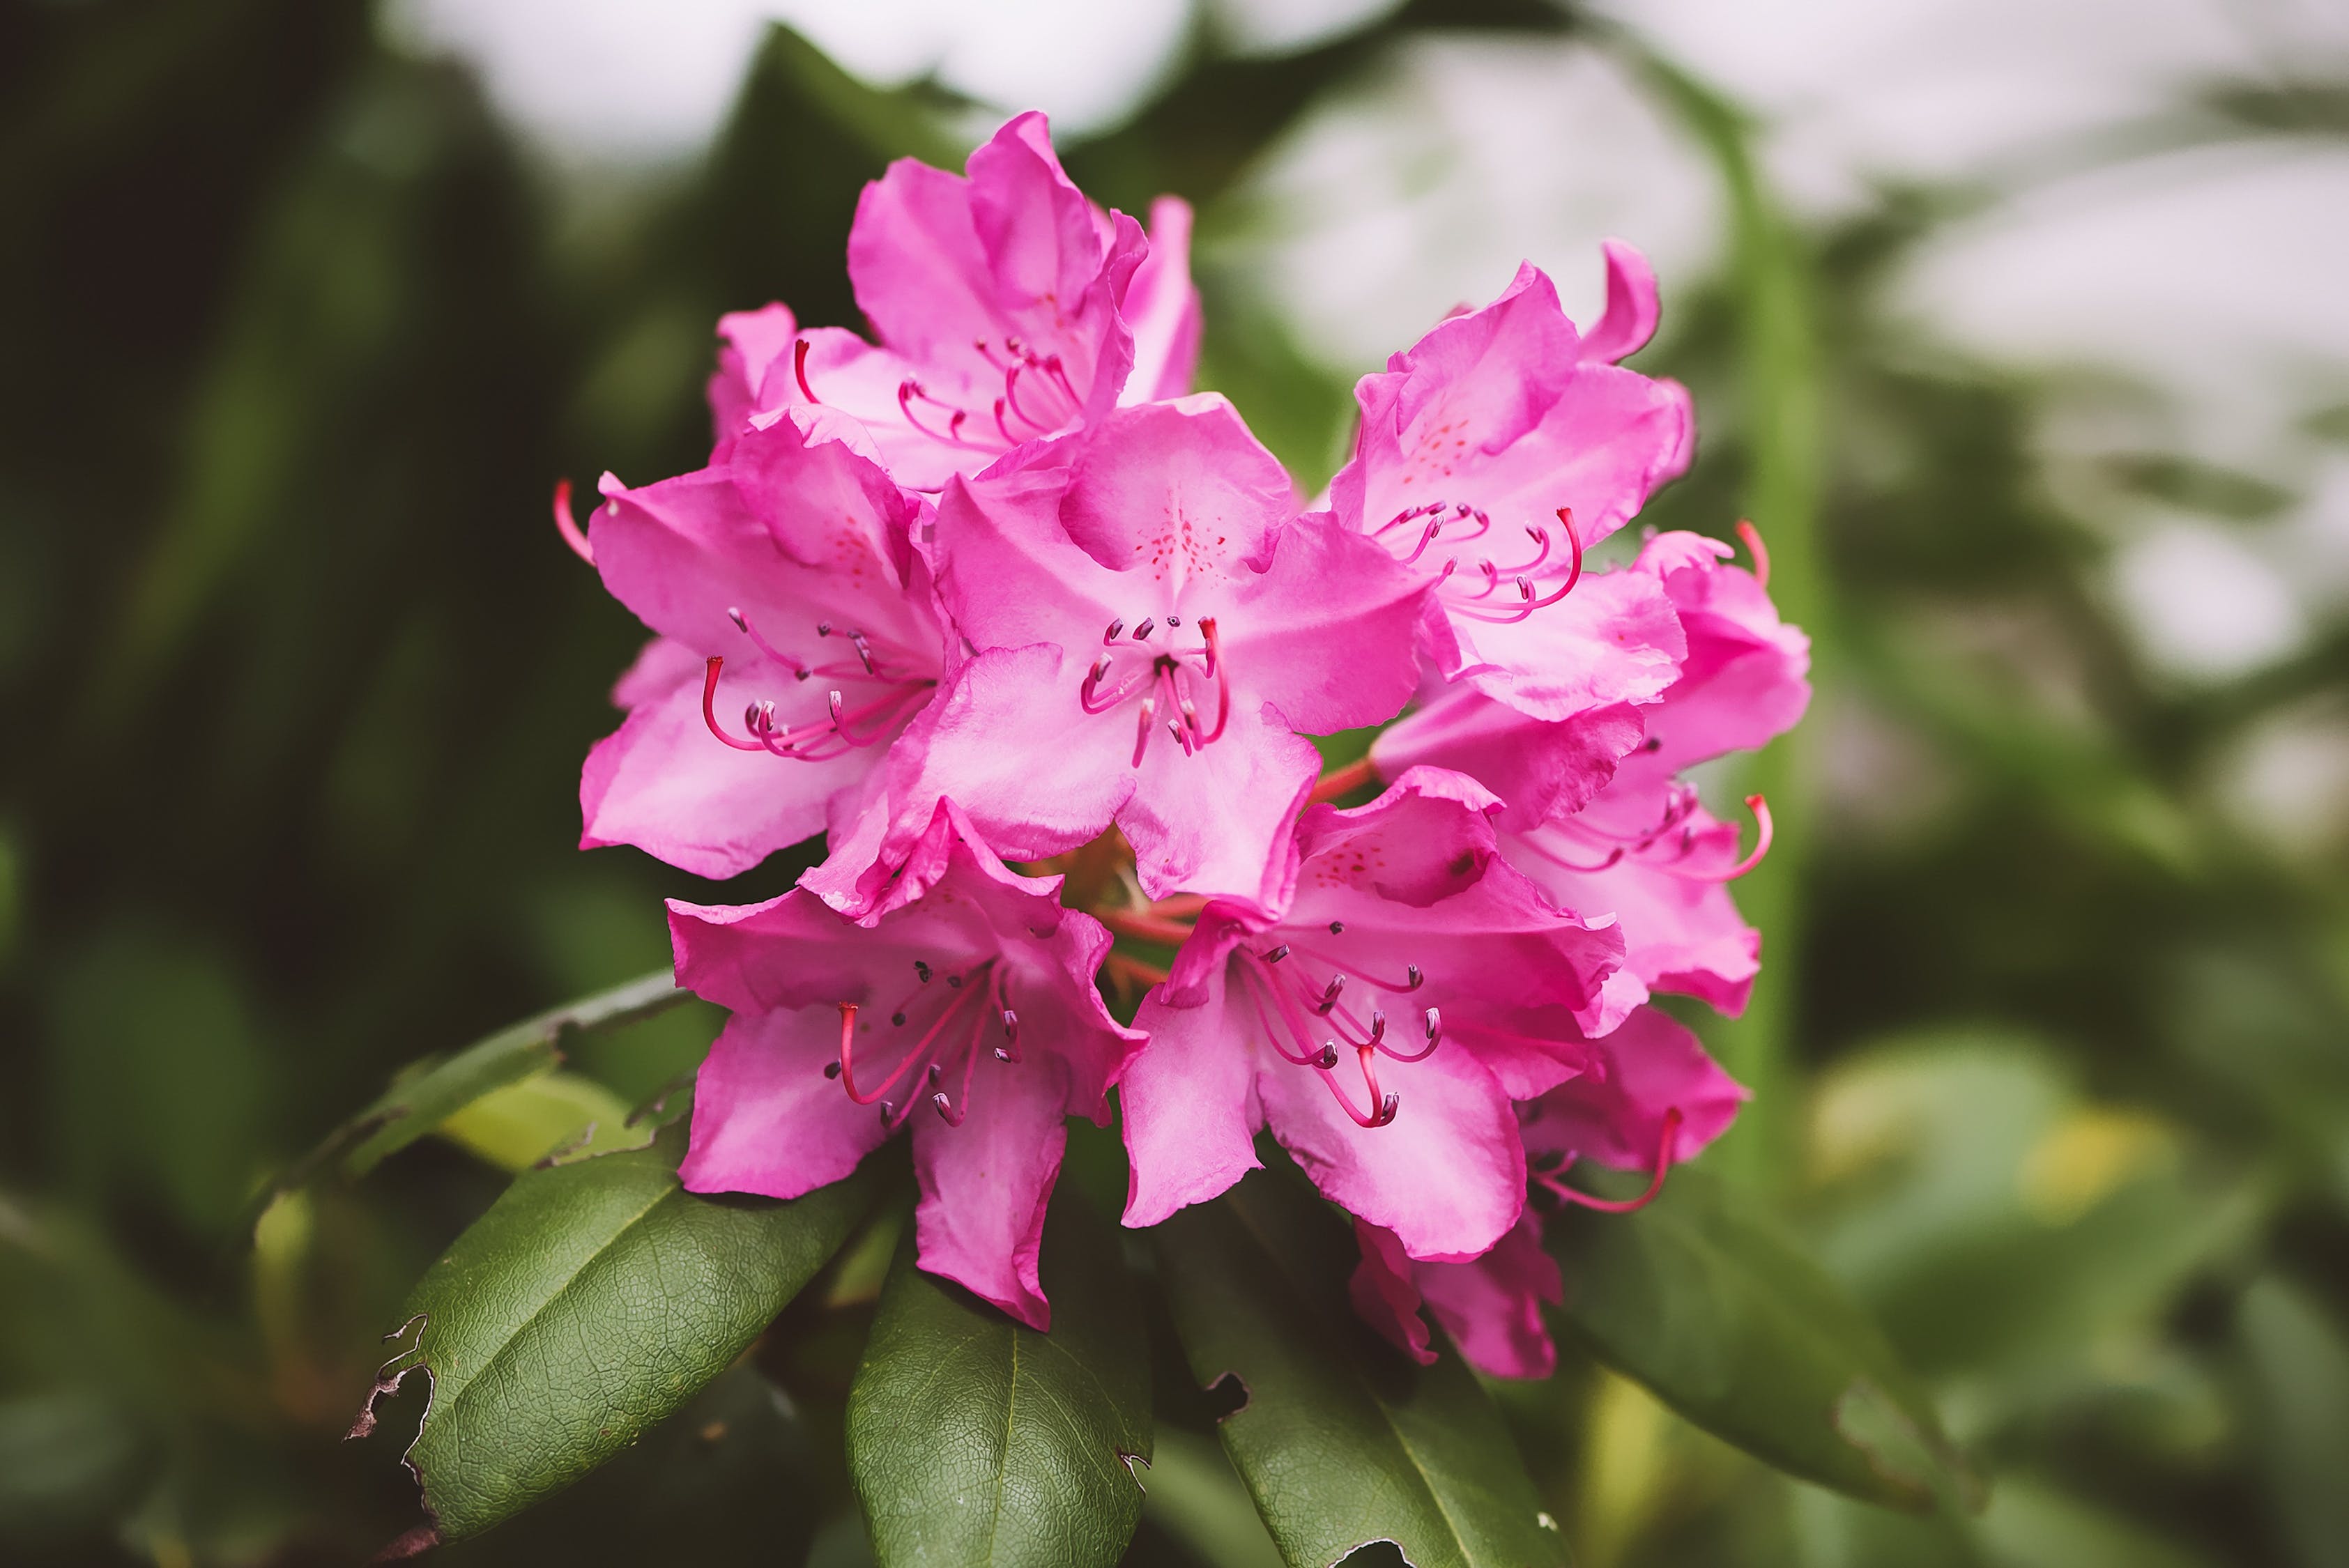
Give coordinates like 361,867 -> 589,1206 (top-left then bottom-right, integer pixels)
1314,973 -> 1346,1015
1556,507 -> 1583,598
1261,944 -> 1290,964
1132,618 -> 1154,641
1131,696 -> 1156,767
1538,1108 -> 1684,1213
1736,519 -> 1770,590
1321,1044 -> 1400,1128
726,606 -> 811,678
793,339 -> 820,403
700,658 -> 771,752
1197,619 -> 1231,742
993,397 -> 1018,446
1329,921 -> 1345,935
1687,794 -> 1773,882
994,1007 -> 1022,1064
1377,1006 -> 1441,1064
850,632 -> 876,675
1105,618 -> 1124,643
931,1091 -> 966,1127
551,479 -> 594,566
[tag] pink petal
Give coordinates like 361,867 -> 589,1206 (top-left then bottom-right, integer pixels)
679,1007 -> 889,1201
1415,1212 -> 1561,1379
1575,239 -> 1661,366
1369,686 -> 1646,830
1446,562 -> 1687,722
1121,976 -> 1266,1229
1522,1006 -> 1747,1171
1348,1220 -> 1437,1366
710,302 -> 799,450
1059,394 -> 1294,588
1117,702 -> 1320,905
1225,510 -> 1427,735
1122,196 -> 1202,404
911,1044 -> 1071,1330
1257,1036 -> 1524,1262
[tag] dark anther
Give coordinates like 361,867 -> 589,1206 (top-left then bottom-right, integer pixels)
1132,617 -> 1155,640
1262,944 -> 1290,964
928,1063 -> 944,1085
878,1100 -> 896,1124
823,1061 -> 843,1079
892,1011 -> 907,1026
947,974 -> 963,989
1329,921 -> 1345,935
1105,617 -> 1124,643
914,960 -> 933,983
1316,1043 -> 1340,1069
816,621 -> 833,637
1407,964 -> 1423,990
1643,735 -> 1662,752
1166,614 -> 1181,627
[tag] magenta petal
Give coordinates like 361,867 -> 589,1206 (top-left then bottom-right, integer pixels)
1348,1220 -> 1437,1366
710,302 -> 799,450
911,1048 -> 1069,1330
1370,687 -> 1646,831
1415,1212 -> 1562,1379
679,1008 -> 889,1201
1523,1006 -> 1747,1171
1449,562 -> 1686,722
1576,239 -> 1662,366
1118,703 -> 1319,905
1122,976 -> 1265,1229
1227,511 -> 1427,735
1123,196 -> 1203,404
1059,394 -> 1294,584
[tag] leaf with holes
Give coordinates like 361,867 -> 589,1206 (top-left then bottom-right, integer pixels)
1546,1162 -> 1978,1512
846,1196 -> 1151,1568
350,1130 -> 869,1545
1156,1169 -> 1568,1568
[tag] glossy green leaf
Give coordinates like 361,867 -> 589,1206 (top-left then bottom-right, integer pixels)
846,1197 -> 1151,1568
1547,1162 -> 1976,1513
352,1133 -> 869,1544
1156,1169 -> 1569,1568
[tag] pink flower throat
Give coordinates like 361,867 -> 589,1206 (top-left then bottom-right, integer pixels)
1082,614 -> 1233,768
825,956 -> 1023,1130
701,607 -> 935,762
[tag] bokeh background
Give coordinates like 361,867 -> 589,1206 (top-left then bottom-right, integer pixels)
5,0 -> 2349,1563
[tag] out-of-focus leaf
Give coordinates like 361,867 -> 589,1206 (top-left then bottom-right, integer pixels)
258,969 -> 686,1216
846,1197 -> 1151,1568
1970,1474 -> 2219,1568
434,1070 -> 639,1172
351,1132 -> 868,1545
1156,1168 -> 1568,1568
1547,1162 -> 1975,1513
0,1392 -> 151,1547
1809,1038 -> 2258,1383
2238,1276 -> 2349,1568
1140,1427 -> 1285,1568
48,925 -> 272,1236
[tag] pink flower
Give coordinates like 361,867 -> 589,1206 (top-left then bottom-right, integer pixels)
1326,247 -> 1694,719
1348,1006 -> 1743,1378
719,113 -> 1199,491
1119,767 -> 1625,1263
806,393 -> 1427,917
670,800 -> 1144,1330
1371,529 -> 1810,1016
577,407 -> 944,879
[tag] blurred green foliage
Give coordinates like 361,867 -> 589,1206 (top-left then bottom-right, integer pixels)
3,0 -> 2346,1564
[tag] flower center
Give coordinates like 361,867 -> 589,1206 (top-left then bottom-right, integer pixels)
1374,502 -> 1584,624
825,956 -> 1022,1130
1080,615 -> 1232,768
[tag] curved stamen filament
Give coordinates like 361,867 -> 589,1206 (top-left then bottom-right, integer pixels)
1735,518 -> 1770,590
1240,967 -> 1340,1069
1538,1107 -> 1684,1213
1285,941 -> 1421,994
1685,794 -> 1772,882
702,658 -> 771,752
552,479 -> 594,566
1198,619 -> 1231,741
727,607 -> 812,679
1321,1045 -> 1400,1128
793,339 -> 820,403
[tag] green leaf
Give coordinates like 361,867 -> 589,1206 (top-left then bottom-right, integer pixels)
1155,1169 -> 1568,1568
1546,1162 -> 1977,1513
846,1196 -> 1151,1568
254,969 -> 689,1223
435,1070 -> 642,1173
352,1132 -> 869,1544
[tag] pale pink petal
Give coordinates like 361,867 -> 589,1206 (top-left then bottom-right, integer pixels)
1446,562 -> 1687,721
1122,196 -> 1202,403
1059,394 -> 1293,589
679,1008 -> 888,1201
1122,976 -> 1265,1229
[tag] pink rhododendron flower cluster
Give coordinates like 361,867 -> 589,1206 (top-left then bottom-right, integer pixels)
563,114 -> 1808,1363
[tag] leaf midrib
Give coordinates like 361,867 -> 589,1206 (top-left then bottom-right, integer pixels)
1223,1199 -> 1484,1567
